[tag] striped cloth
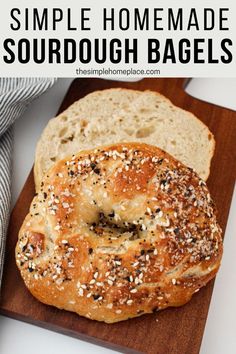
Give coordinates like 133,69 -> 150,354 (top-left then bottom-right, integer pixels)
0,78 -> 56,289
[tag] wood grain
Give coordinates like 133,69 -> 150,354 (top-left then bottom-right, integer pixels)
1,78 -> 236,354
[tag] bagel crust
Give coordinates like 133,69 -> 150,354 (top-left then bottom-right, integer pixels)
16,143 -> 223,323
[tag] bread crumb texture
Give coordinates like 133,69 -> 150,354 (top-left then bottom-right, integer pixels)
34,89 -> 215,190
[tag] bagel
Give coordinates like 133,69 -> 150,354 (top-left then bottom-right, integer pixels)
16,143 -> 223,323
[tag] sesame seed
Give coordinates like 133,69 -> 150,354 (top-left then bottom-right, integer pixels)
127,300 -> 133,305
130,288 -> 137,293
69,300 -> 75,304
172,279 -> 177,285
116,309 -> 122,314
114,214 -> 121,221
56,278 -> 63,285
78,288 -> 84,296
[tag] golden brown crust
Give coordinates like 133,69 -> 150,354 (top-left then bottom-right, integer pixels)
16,143 -> 223,323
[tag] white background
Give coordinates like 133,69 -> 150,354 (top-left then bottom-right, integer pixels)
0,0 -> 236,77
0,78 -> 235,354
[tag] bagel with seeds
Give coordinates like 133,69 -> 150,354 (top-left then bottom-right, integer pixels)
16,143 -> 222,323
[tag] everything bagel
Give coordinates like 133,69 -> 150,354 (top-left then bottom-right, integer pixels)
16,143 -> 223,323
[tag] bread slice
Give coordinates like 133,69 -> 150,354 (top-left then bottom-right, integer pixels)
34,88 -> 215,191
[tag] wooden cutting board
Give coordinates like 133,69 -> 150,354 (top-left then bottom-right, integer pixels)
1,78 -> 236,354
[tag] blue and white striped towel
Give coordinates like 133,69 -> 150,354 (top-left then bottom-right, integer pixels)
0,78 -> 56,289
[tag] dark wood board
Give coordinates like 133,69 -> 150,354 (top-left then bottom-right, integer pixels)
1,78 -> 236,354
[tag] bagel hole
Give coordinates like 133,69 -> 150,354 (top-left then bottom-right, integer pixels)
89,211 -> 141,240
